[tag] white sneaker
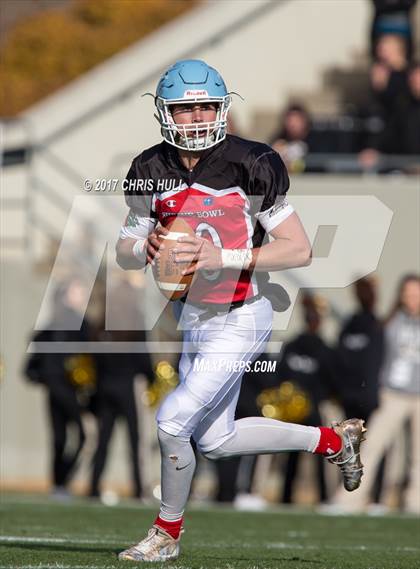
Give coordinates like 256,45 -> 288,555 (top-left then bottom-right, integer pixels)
234,493 -> 268,511
317,502 -> 363,515
118,525 -> 180,562
366,503 -> 390,516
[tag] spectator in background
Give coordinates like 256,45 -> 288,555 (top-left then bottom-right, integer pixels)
334,276 -> 386,506
275,294 -> 336,504
270,104 -> 314,173
332,274 -> 420,513
372,34 -> 409,110
359,35 -> 420,167
334,276 -> 384,423
89,277 -> 153,499
89,330 -> 153,500
404,62 -> 420,155
370,0 -> 417,62
24,277 -> 92,499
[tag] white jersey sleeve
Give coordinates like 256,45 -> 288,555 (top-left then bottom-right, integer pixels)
119,209 -> 157,240
255,197 -> 294,233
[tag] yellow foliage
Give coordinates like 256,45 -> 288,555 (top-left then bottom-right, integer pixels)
0,0 -> 197,117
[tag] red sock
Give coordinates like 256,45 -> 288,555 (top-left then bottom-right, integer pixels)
154,515 -> 183,540
314,427 -> 342,456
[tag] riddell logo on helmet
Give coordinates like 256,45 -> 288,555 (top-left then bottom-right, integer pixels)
184,90 -> 208,98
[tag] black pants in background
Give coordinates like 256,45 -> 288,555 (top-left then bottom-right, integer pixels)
281,407 -> 327,504
90,380 -> 141,498
48,385 -> 85,488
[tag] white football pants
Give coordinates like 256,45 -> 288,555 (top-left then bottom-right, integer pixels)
157,296 -> 273,451
156,296 -> 321,521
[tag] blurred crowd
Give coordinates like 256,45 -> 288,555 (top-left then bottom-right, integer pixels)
265,0 -> 420,174
25,274 -> 154,500
24,272 -> 419,514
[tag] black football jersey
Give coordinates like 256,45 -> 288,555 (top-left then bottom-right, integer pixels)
122,135 -> 291,304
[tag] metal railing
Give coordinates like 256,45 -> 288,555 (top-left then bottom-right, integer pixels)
303,153 -> 420,174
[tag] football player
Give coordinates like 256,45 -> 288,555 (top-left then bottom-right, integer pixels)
116,60 -> 366,562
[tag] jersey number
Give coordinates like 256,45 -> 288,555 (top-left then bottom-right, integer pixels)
195,222 -> 222,281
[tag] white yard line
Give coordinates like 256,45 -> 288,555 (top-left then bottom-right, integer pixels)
266,542 -> 420,552
0,536 -> 121,545
0,566 -> 120,569
0,564 -> 192,569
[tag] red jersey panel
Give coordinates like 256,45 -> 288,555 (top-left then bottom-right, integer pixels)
154,183 -> 258,304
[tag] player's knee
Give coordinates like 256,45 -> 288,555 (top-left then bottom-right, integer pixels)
157,425 -> 191,449
155,392 -> 182,434
196,425 -> 238,460
157,427 -> 177,446
156,384 -> 204,437
198,434 -> 235,461
201,445 -> 229,461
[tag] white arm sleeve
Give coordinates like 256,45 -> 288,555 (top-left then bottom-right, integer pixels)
255,198 -> 294,234
119,210 -> 157,240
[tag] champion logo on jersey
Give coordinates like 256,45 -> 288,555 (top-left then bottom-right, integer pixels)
203,197 -> 213,206
166,200 -> 177,208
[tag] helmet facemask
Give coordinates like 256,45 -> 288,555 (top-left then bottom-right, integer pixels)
156,95 -> 231,151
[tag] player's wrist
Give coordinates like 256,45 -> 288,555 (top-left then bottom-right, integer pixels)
221,248 -> 252,270
132,238 -> 147,263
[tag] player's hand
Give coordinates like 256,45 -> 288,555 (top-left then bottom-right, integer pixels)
145,226 -> 169,265
173,235 -> 222,275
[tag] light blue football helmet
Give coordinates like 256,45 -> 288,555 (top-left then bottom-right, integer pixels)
155,59 -> 231,151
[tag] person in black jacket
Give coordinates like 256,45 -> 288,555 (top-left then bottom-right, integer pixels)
335,276 -> 386,504
25,277 -> 92,497
359,33 -> 420,166
335,276 -> 384,422
270,104 -> 317,174
276,294 -> 336,504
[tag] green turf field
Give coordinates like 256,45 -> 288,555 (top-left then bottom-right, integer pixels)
0,496 -> 419,569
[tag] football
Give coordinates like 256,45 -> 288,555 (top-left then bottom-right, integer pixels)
152,217 -> 196,301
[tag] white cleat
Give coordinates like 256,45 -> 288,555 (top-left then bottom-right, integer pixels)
328,418 -> 367,492
118,525 -> 180,562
